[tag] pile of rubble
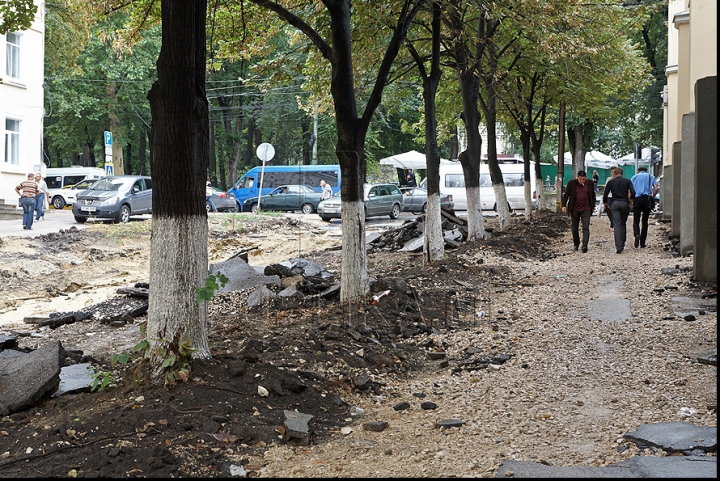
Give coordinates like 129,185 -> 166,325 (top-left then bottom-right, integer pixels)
368,208 -> 469,252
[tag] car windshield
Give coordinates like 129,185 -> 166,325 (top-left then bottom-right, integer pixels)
90,178 -> 128,191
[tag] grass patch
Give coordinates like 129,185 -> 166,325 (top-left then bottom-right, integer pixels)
89,219 -> 153,241
212,211 -> 284,232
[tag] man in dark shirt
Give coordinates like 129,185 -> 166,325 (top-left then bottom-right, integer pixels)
561,170 -> 596,253
602,167 -> 636,254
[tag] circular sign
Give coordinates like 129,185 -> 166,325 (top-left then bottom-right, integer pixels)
256,143 -> 275,162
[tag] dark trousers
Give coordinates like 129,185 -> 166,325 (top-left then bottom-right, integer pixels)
607,198 -> 614,227
571,209 -> 592,248
611,200 -> 631,250
632,195 -> 651,246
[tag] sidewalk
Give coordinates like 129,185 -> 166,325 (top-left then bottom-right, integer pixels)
0,208 -> 150,239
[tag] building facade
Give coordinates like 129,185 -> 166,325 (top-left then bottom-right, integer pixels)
0,0 -> 45,206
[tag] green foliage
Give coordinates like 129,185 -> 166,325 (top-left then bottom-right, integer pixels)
0,0 -> 37,33
195,272 -> 229,303
90,371 -> 115,392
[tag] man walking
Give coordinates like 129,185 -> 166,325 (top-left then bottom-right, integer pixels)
15,173 -> 39,230
34,173 -> 49,221
603,167 -> 635,253
630,166 -> 659,248
561,170 -> 596,253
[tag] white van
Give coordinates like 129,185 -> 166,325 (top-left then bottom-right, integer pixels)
45,166 -> 105,209
421,161 -> 537,211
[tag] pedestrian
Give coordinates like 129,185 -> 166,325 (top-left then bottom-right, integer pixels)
15,173 -> 39,230
206,177 -> 218,212
406,169 -> 416,187
320,179 -> 333,200
34,173 -> 49,221
545,175 -> 551,190
605,166 -> 618,229
561,170 -> 596,253
602,166 -> 635,254
591,170 -> 599,193
630,166 -> 659,249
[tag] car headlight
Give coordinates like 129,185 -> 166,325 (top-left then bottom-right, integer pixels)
98,196 -> 118,206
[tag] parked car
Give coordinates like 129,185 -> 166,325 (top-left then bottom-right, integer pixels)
317,183 -> 403,221
72,175 -> 152,223
401,187 -> 454,214
207,186 -> 237,213
53,179 -> 96,209
242,184 -> 323,214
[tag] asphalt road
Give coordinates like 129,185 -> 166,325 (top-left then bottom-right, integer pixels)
0,208 -> 151,239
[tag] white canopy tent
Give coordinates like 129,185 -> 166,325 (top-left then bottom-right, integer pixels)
617,147 -> 656,165
379,150 -> 454,170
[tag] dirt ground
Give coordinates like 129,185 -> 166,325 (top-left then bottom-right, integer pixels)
0,210 -> 716,478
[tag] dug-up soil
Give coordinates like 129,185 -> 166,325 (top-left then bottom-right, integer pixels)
0,209 -> 716,478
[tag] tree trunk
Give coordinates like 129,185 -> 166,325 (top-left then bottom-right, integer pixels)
411,1 -> 444,263
147,0 -> 211,367
556,101 -> 565,212
450,5 -> 486,241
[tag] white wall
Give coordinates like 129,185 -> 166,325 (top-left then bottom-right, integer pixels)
0,0 -> 45,206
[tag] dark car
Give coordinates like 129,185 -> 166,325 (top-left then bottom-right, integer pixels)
316,183 -> 403,221
72,175 -> 152,223
401,187 -> 454,214
242,184 -> 323,214
207,186 -> 237,213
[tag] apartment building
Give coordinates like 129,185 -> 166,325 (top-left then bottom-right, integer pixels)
0,0 -> 45,206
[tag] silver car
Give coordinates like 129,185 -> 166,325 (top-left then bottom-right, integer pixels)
72,175 -> 152,223
317,183 -> 403,221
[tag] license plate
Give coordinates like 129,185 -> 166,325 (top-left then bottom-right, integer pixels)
323,209 -> 337,214
81,206 -> 97,212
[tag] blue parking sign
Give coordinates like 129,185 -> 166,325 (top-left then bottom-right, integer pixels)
104,131 -> 113,146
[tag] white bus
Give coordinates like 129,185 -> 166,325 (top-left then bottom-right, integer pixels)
421,161 -> 537,211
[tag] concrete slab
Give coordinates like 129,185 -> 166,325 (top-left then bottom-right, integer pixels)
495,455 -> 716,478
209,256 -> 280,294
52,363 -> 95,397
0,341 -> 65,416
624,421 -> 717,453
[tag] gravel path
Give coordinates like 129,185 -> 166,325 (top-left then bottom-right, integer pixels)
253,214 -> 717,477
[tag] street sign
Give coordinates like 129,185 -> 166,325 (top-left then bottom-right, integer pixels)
105,162 -> 114,176
104,131 -> 113,146
104,146 -> 112,156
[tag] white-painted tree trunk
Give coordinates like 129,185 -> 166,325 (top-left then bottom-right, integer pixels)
147,216 -> 211,361
340,200 -> 367,304
465,186 -> 487,241
424,194 -> 444,262
494,184 -> 510,231
524,182 -> 533,217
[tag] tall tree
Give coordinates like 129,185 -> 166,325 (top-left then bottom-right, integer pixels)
248,0 -> 425,303
146,0 -> 212,365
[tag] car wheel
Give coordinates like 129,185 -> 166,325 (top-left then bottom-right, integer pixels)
389,203 -> 401,219
117,204 -> 131,223
52,196 -> 66,210
250,203 -> 259,214
206,201 -> 212,213
493,202 -> 512,213
227,205 -> 237,213
421,202 -> 427,214
364,206 -> 368,219
301,203 -> 314,214
74,216 -> 86,224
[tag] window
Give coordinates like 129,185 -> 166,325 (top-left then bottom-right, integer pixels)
6,32 -> 20,79
4,118 -> 20,165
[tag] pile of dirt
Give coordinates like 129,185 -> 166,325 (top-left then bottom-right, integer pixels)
0,211 -> 602,477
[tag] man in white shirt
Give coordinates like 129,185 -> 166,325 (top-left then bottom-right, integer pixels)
34,173 -> 50,221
